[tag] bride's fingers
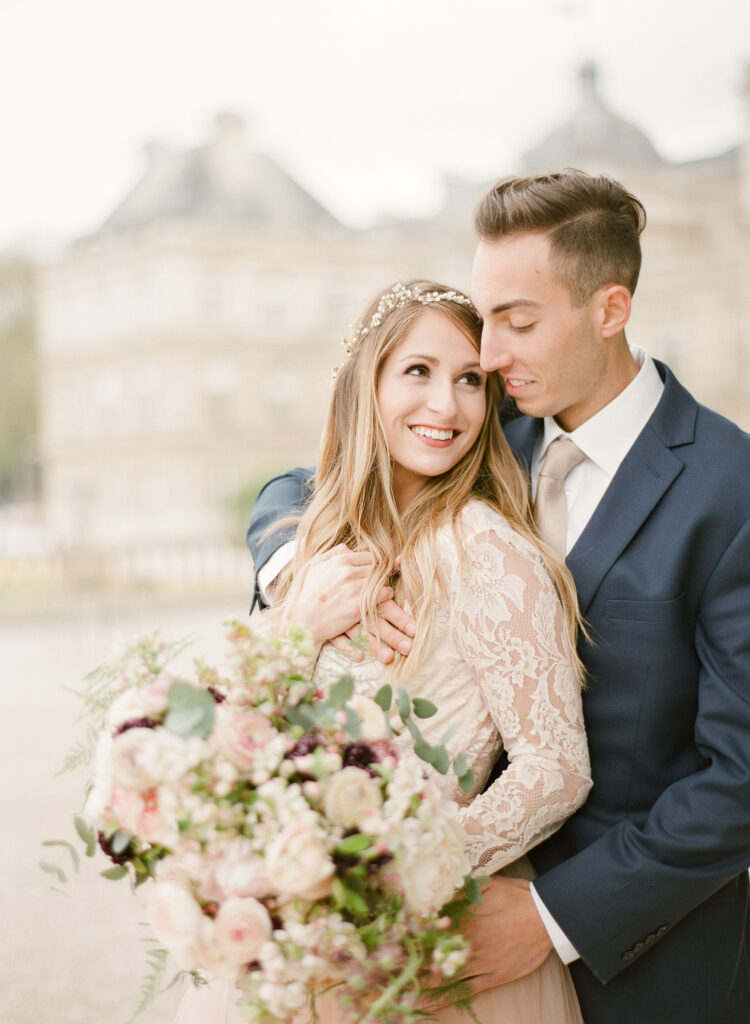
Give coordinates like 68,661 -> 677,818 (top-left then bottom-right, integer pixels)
328,633 -> 365,661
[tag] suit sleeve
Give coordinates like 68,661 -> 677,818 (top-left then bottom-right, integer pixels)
245,467 -> 314,609
533,515 -> 750,983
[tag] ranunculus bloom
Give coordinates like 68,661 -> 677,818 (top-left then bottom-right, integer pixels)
265,817 -> 335,900
147,880 -> 203,969
392,810 -> 470,915
324,766 -> 383,830
110,727 -> 160,791
213,708 -> 276,772
348,695 -> 389,742
213,896 -> 272,964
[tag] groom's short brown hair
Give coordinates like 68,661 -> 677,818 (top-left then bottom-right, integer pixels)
473,169 -> 646,307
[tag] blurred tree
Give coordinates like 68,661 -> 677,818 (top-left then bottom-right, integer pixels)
0,256 -> 37,503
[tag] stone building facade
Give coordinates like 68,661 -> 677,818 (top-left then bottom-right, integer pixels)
36,69 -> 750,589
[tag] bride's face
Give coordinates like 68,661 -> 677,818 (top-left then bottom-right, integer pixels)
376,308 -> 487,513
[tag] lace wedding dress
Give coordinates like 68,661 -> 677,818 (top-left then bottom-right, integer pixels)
174,501 -> 590,1024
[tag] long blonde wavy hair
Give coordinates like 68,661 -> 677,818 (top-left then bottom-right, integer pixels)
274,280 -> 584,682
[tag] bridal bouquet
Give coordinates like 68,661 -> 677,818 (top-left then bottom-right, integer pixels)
58,623 -> 481,1023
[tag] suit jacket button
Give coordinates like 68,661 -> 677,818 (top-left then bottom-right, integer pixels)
621,950 -> 633,962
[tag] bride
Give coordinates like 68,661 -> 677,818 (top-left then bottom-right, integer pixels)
175,280 -> 591,1024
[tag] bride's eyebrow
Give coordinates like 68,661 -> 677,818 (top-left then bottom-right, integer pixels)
398,353 -> 439,364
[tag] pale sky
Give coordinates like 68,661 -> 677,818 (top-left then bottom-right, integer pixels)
1,0 -> 748,250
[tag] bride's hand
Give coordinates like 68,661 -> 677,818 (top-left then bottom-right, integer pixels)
277,545 -> 393,646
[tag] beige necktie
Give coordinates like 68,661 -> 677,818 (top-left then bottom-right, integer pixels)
534,437 -> 587,555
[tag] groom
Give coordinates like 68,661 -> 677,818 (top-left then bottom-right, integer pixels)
246,170 -> 750,1023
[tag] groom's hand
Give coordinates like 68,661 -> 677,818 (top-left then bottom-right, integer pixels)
329,596 -> 415,663
464,876 -> 554,992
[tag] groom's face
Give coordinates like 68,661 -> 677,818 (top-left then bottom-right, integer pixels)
471,232 -> 610,432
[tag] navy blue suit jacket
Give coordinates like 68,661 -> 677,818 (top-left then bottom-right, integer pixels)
246,362 -> 750,1024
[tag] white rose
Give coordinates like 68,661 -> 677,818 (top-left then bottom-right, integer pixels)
391,808 -> 470,915
110,727 -> 161,791
147,881 -> 203,969
213,896 -> 272,964
323,767 -> 383,830
348,695 -> 389,742
265,816 -> 335,899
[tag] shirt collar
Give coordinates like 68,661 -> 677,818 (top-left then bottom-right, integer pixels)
536,346 -> 665,479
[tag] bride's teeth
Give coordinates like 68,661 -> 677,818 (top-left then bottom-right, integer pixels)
412,426 -> 454,440
509,379 -> 525,386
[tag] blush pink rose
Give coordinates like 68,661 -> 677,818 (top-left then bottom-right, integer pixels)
110,784 -> 173,846
212,896 -> 272,964
213,708 -> 276,772
195,916 -> 242,980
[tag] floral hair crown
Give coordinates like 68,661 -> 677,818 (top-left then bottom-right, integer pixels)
332,282 -> 475,378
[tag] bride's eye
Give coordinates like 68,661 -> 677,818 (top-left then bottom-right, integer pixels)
457,371 -> 484,386
405,364 -> 429,377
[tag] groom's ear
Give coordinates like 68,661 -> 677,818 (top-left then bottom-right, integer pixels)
593,285 -> 631,337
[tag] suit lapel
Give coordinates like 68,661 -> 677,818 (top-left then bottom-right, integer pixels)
504,362 -> 699,616
566,430 -> 684,613
568,364 -> 698,614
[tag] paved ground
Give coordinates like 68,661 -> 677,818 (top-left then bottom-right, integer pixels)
1,594 -> 248,1024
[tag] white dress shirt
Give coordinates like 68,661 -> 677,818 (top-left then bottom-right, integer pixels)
529,345 -> 664,961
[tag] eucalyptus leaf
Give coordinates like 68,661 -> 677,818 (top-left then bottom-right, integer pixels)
453,753 -> 468,777
374,684 -> 392,712
458,769 -> 475,793
163,681 -> 215,739
413,737 -> 437,765
286,704 -> 317,730
439,723 -> 458,745
40,861 -> 67,884
42,839 -> 80,872
432,746 -> 450,775
101,865 -> 128,881
74,815 -> 97,856
343,707 -> 361,740
397,688 -> 411,721
412,698 -> 437,719
328,675 -> 354,708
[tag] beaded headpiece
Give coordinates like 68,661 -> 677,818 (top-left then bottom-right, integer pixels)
332,282 -> 475,378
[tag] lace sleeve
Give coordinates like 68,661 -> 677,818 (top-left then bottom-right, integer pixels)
449,518 -> 592,876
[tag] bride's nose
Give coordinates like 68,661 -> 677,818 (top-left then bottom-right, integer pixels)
426,378 -> 458,419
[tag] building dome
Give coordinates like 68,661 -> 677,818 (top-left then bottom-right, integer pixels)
523,62 -> 662,172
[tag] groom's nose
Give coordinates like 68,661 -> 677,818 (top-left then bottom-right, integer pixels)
479,329 -> 514,374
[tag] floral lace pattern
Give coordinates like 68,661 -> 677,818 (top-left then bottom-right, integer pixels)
313,500 -> 591,876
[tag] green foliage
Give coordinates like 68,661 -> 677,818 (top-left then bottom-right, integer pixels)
163,681 -> 215,739
59,634 -> 194,774
124,947 -> 171,1024
374,684 -> 392,711
411,698 -> 437,719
